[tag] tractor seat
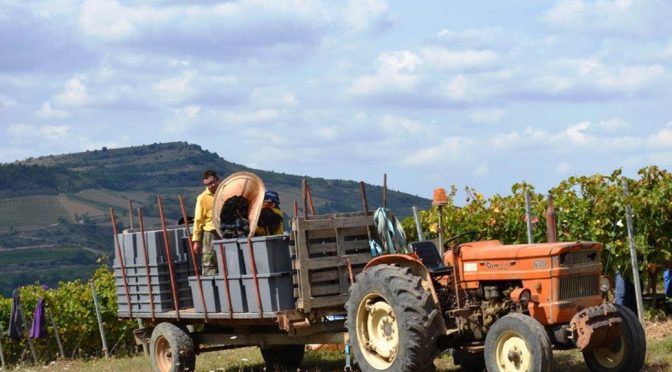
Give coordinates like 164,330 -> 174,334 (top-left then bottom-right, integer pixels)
409,241 -> 454,276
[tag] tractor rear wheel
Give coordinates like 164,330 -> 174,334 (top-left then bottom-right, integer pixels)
582,304 -> 646,372
484,313 -> 552,372
260,344 -> 305,370
150,322 -> 196,372
345,264 -> 441,372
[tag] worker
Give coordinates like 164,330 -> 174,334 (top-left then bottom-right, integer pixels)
255,190 -> 284,236
191,169 -> 220,276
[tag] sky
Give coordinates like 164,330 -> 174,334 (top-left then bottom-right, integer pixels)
1,0 -> 671,199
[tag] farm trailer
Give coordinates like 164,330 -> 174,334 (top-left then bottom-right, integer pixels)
114,210 -> 373,371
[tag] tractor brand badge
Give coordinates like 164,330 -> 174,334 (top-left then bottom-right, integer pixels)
484,261 -> 505,270
534,260 -> 547,269
463,262 -> 478,272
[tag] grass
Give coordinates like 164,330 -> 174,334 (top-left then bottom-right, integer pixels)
12,319 -> 672,372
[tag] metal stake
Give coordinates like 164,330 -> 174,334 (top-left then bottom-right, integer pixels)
47,307 -> 66,360
17,302 -> 38,364
91,281 -> 109,358
525,191 -> 534,244
383,174 -> 387,209
128,199 -> 135,230
623,180 -> 645,324
412,206 -> 424,241
545,194 -> 557,243
0,324 -> 7,370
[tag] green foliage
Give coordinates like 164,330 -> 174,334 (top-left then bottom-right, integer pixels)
402,166 -> 672,281
0,266 -> 135,365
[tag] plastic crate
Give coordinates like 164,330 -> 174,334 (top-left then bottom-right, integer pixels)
240,235 -> 292,275
241,271 -> 294,314
215,239 -> 247,277
189,276 -> 222,313
215,276 -> 247,313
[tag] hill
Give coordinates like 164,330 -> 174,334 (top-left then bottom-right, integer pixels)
0,142 -> 431,296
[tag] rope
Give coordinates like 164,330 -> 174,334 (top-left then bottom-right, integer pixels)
370,208 -> 408,256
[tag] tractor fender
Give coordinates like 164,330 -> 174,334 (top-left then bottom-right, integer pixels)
364,254 -> 449,335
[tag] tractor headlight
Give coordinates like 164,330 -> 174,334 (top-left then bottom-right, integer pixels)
511,288 -> 532,306
600,275 -> 612,293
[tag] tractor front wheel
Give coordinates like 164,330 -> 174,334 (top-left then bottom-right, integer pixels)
484,313 -> 552,372
582,304 -> 646,372
345,264 -> 441,372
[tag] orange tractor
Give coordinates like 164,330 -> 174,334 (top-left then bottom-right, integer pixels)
346,236 -> 646,372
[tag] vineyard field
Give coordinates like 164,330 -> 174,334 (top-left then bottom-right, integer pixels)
0,196 -> 69,228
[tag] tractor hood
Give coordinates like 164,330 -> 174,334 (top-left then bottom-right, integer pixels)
458,240 -> 602,261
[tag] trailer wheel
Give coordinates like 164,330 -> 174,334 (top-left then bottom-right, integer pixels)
150,322 -> 196,372
260,345 -> 305,370
452,348 -> 485,372
345,264 -> 441,372
484,313 -> 552,372
583,304 -> 646,372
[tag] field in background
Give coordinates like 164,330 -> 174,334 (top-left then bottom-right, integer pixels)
0,195 -> 69,227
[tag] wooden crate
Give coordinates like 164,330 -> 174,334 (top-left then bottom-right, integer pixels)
291,211 -> 374,312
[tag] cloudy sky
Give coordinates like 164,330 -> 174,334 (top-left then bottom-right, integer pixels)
1,0 -> 671,198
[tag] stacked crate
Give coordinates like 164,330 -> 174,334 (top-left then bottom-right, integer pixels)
115,228 -> 194,315
189,235 -> 294,316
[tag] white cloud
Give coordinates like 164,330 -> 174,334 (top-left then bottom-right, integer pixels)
343,0 -> 392,33
6,123 -> 71,144
219,109 -> 279,125
436,28 -> 500,47
469,109 -> 505,125
402,137 -> 472,166
0,94 -> 17,110
646,122 -> 672,148
379,115 -> 422,136
35,102 -> 69,120
564,121 -> 591,144
419,47 -> 498,71
152,70 -> 196,104
350,50 -> 423,95
54,76 -> 89,107
251,87 -> 298,108
541,0 -> 669,36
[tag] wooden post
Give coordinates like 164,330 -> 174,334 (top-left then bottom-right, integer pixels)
137,319 -> 148,357
47,307 -> 66,360
0,324 -> 7,370
128,199 -> 135,230
383,174 -> 387,209
623,180 -> 645,324
17,302 -> 38,365
412,206 -> 424,241
545,194 -> 557,243
91,281 -> 109,358
525,191 -> 534,244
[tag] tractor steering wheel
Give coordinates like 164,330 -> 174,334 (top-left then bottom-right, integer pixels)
444,231 -> 480,249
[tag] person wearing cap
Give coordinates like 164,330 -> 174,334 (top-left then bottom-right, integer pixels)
255,190 -> 284,236
191,169 -> 220,276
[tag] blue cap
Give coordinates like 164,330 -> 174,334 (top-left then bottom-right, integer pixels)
264,190 -> 280,205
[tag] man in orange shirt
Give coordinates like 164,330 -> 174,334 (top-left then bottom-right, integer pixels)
191,170 -> 220,276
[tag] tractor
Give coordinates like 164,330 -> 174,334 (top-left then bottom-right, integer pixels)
345,232 -> 646,372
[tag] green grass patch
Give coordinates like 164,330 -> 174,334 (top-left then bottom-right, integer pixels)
0,195 -> 69,228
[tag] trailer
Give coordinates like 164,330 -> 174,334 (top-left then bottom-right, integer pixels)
113,173 -> 375,371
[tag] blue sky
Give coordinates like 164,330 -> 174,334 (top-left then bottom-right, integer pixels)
1,0 -> 671,198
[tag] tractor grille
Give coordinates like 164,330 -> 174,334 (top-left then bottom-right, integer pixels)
558,274 -> 599,300
560,249 -> 600,266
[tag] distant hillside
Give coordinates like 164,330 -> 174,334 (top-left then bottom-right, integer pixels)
0,142 -> 431,296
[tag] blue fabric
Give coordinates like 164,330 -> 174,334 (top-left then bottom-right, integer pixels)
29,297 -> 46,339
615,272 -> 638,315
264,190 -> 280,205
664,269 -> 672,297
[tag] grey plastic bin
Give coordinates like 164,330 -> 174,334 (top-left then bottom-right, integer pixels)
241,235 -> 292,275
215,239 -> 246,277
241,271 -> 294,314
215,276 -> 247,313
189,276 -> 222,313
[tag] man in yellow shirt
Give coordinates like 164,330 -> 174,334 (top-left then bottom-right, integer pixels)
191,170 -> 220,276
